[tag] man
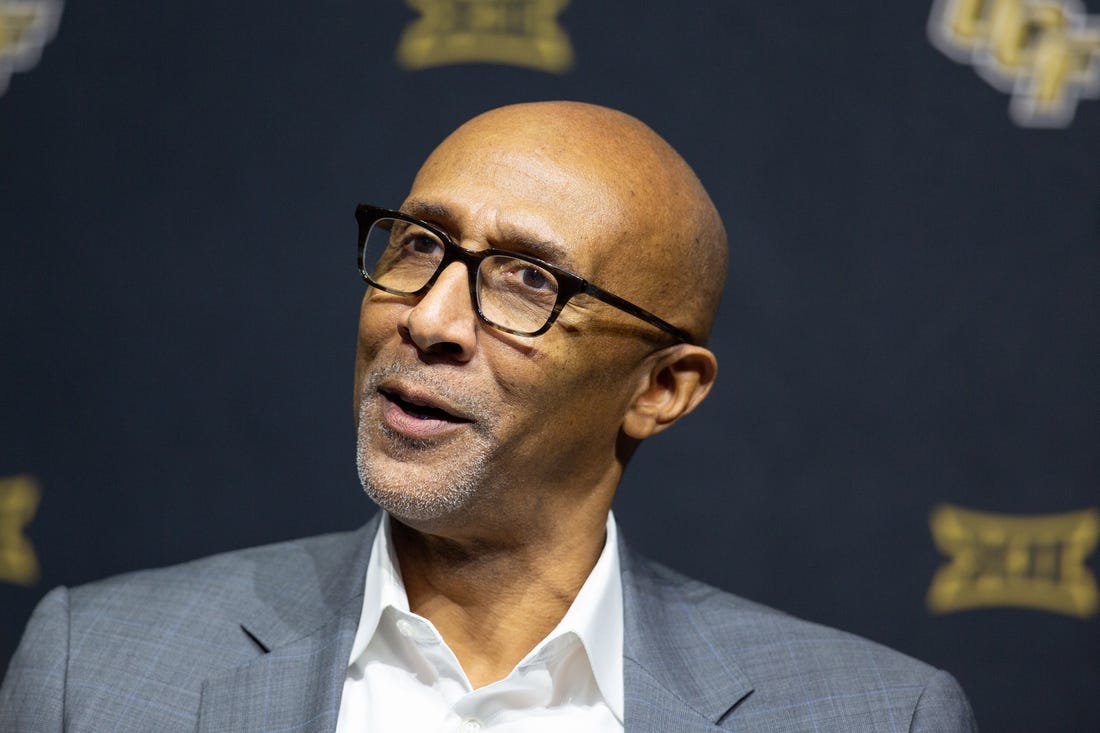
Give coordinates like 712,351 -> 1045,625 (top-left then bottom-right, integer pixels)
1,102 -> 977,731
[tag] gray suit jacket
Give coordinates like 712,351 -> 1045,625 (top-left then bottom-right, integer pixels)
1,515 -> 977,731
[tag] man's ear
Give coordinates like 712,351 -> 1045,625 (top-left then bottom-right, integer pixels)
622,345 -> 718,440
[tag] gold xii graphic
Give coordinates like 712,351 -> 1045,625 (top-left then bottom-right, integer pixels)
0,474 -> 41,586
928,504 -> 1099,618
398,0 -> 573,73
0,0 -> 63,97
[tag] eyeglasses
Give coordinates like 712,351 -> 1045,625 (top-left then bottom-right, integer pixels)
355,205 -> 695,344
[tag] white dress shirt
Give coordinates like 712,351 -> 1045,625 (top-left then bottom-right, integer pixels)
335,513 -> 624,733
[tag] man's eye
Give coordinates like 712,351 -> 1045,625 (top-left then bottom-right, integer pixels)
403,234 -> 442,255
519,266 -> 551,290
481,256 -> 558,301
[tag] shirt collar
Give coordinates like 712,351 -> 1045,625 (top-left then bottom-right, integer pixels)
347,513 -> 413,665
346,512 -> 624,722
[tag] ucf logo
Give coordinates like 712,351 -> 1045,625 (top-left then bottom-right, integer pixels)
0,0 -> 63,97
928,504 -> 1099,618
397,0 -> 573,73
928,0 -> 1100,126
0,474 -> 40,586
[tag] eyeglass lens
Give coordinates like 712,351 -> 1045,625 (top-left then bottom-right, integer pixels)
363,218 -> 561,335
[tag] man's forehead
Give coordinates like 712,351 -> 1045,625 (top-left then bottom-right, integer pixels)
415,133 -> 624,203
399,197 -> 579,270
404,142 -> 638,268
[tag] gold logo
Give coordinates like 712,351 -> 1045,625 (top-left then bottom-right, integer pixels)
928,0 -> 1100,126
928,504 -> 1099,618
0,474 -> 41,586
0,0 -> 63,97
397,0 -> 574,73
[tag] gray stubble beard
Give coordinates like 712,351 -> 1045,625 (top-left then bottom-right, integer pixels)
355,362 -> 497,523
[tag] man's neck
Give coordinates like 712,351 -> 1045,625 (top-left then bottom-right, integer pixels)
389,511 -> 610,688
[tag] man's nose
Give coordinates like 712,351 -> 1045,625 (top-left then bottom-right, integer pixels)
400,261 -> 478,360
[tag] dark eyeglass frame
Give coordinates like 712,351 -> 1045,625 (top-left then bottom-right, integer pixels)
356,205 -> 696,344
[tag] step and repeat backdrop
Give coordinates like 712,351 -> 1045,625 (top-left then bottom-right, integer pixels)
2,1 -> 1097,730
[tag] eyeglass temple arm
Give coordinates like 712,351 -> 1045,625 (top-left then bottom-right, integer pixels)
582,283 -> 696,345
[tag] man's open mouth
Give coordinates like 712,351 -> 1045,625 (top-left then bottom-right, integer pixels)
380,388 -> 471,423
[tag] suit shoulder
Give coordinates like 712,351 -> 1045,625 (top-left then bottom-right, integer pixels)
628,557 -> 977,730
641,558 -> 936,677
11,525 -> 372,731
67,526 -> 366,620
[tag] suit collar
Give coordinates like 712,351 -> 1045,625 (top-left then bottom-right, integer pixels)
237,516 -> 380,651
197,515 -> 381,733
196,516 -> 754,731
619,533 -> 754,730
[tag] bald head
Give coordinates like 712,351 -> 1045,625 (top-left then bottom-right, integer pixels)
415,102 -> 728,343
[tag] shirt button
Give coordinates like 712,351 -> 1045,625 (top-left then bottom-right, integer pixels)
461,720 -> 481,733
395,619 -> 416,638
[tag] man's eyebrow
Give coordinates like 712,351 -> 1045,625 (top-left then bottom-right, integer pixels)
496,227 -> 576,271
402,200 -> 453,225
400,199 -> 578,272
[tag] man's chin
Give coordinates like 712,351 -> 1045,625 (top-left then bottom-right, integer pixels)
361,479 -> 473,525
356,447 -> 486,524
355,404 -> 494,526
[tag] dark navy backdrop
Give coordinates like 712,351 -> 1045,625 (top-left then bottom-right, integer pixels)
2,2 -> 1097,731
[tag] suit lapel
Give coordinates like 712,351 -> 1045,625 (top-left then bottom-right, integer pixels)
619,537 -> 754,731
197,515 -> 381,733
196,604 -> 360,732
194,517 -> 752,731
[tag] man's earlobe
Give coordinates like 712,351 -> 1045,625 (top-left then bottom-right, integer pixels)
622,345 -> 718,440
